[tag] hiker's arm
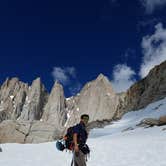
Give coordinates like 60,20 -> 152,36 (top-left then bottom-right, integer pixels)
73,133 -> 78,146
73,133 -> 79,152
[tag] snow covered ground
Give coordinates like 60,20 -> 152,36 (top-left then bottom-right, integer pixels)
1,97 -> 166,166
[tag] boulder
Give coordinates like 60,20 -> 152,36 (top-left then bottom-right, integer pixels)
137,118 -> 159,127
159,116 -> 166,126
0,120 -> 60,143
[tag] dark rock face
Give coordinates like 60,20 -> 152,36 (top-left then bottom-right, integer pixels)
0,61 -> 166,143
116,60 -> 166,118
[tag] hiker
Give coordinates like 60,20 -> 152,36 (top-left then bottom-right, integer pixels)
72,114 -> 90,166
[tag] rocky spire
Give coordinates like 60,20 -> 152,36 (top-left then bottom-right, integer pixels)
42,81 -> 66,129
19,77 -> 48,121
0,77 -> 28,122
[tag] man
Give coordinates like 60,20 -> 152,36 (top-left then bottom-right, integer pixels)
72,114 -> 89,166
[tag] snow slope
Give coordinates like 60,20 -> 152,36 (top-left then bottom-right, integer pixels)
1,97 -> 166,166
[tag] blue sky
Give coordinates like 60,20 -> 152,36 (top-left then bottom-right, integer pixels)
0,0 -> 166,97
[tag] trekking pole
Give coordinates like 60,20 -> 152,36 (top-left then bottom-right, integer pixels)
0,145 -> 2,152
70,158 -> 74,166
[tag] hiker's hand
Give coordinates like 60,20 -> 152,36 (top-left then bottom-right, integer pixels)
74,145 -> 79,152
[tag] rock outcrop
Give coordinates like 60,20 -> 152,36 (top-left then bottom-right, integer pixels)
42,81 -> 67,130
0,120 -> 61,143
116,60 -> 166,118
0,78 -> 28,122
137,115 -> 166,127
65,74 -> 119,127
19,78 -> 48,121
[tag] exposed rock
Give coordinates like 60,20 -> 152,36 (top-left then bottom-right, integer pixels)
126,61 -> 166,111
137,116 -> 166,128
159,116 -> 166,126
42,81 -> 67,130
19,78 -> 48,121
0,60 -> 166,143
137,118 -> 159,127
65,74 -> 119,127
113,92 -> 128,119
137,116 -> 166,127
0,120 -> 61,143
25,121 -> 61,143
0,78 -> 28,122
0,120 -> 27,143
87,119 -> 113,130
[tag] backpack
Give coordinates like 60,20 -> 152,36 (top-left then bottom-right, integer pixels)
63,126 -> 75,150
56,125 -> 90,154
63,125 -> 90,154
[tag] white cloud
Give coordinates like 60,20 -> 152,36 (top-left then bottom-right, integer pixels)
139,23 -> 166,78
51,67 -> 76,85
140,0 -> 166,14
51,67 -> 82,96
111,64 -> 136,93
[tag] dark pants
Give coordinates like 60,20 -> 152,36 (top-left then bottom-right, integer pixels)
73,150 -> 86,166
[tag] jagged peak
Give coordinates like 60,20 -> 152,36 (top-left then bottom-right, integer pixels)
1,77 -> 21,88
95,74 -> 113,87
79,73 -> 114,95
7,77 -> 19,83
96,73 -> 108,81
50,80 -> 64,94
35,77 -> 41,81
31,77 -> 42,86
54,80 -> 63,87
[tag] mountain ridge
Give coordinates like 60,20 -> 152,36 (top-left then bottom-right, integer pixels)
0,60 -> 166,143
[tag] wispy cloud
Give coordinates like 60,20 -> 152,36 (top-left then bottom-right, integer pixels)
111,64 -> 136,93
52,67 -> 76,85
51,67 -> 81,95
139,23 -> 166,78
140,0 -> 166,14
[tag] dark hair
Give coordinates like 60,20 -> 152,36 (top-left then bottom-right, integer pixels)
81,114 -> 89,120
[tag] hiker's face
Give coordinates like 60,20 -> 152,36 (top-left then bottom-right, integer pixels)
82,117 -> 89,125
